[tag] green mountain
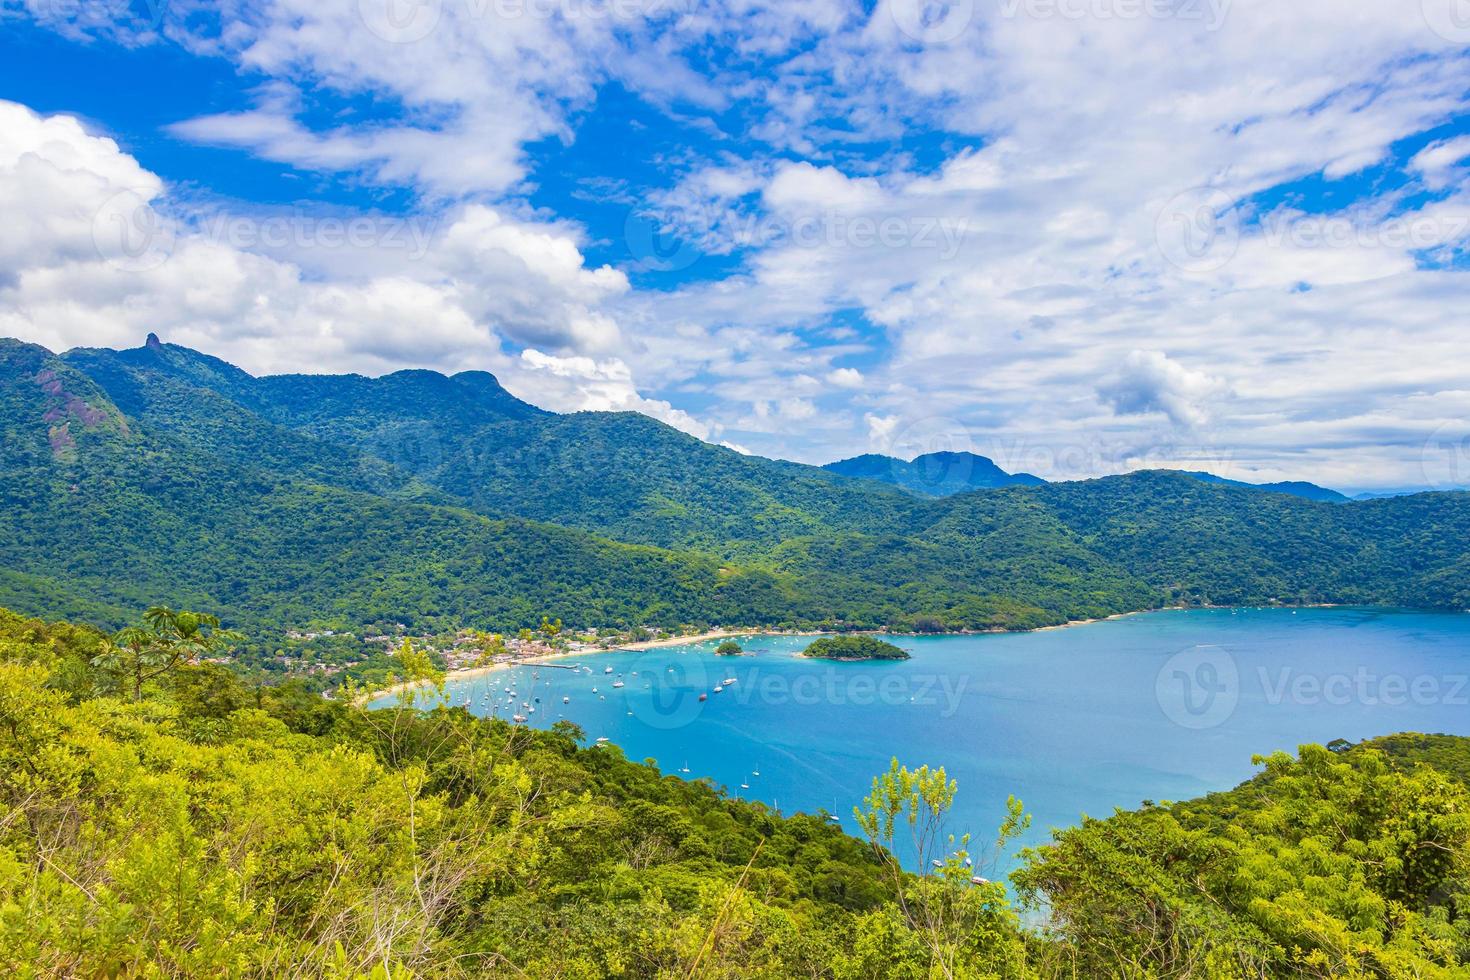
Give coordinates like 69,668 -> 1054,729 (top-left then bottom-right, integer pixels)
825,451 -> 1349,504
1175,469 -> 1350,502
823,450 -> 1046,496
4,336 -> 1470,639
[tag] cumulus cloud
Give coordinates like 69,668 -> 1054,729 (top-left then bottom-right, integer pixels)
1411,136 -> 1470,190
9,2 -> 1470,488
0,99 -> 698,439
518,348 -> 713,438
1097,351 -> 1229,429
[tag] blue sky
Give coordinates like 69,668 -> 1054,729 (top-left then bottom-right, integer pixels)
1,0 -> 1469,491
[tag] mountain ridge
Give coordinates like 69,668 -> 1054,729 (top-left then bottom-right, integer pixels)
3,336 -> 1468,637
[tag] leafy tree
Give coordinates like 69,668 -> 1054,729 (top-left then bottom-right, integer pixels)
94,605 -> 240,700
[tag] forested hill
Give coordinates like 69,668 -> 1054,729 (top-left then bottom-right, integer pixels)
2,336 -> 1469,636
823,451 -> 1045,496
4,606 -> 1469,977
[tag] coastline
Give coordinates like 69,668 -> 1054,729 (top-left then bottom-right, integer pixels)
357,627 -> 774,704
353,615 -> 1144,705
357,604 -> 1362,704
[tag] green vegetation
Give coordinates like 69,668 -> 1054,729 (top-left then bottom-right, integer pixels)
801,635 -> 912,661
4,335 -> 1470,670
2,605 -> 1469,977
715,639 -> 743,656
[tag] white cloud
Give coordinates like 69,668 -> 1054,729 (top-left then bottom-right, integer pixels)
1097,351 -> 1229,429
9,2 -> 1470,489
0,99 -> 692,438
518,348 -> 713,438
1411,135 -> 1470,190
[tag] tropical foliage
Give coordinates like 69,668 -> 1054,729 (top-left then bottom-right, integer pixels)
2,605 -> 1467,978
5,337 -> 1469,646
802,635 -> 912,660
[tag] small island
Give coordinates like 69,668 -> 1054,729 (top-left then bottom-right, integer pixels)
800,635 -> 911,661
715,639 -> 744,656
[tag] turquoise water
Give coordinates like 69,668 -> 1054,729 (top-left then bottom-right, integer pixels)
375,608 -> 1470,866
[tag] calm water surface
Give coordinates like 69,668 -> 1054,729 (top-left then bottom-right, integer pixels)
376,608 -> 1470,865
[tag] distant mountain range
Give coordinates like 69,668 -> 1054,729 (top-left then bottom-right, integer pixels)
823,452 -> 1046,496
1169,471 -> 1349,503
824,453 -> 1350,503
3,334 -> 1468,635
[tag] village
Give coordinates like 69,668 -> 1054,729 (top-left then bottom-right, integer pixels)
254,619 -> 715,688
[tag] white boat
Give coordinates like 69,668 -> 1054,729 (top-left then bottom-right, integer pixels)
512,714 -> 527,723
712,685 -> 723,693
604,666 -> 614,674
680,761 -> 691,773
722,677 -> 737,686
739,783 -> 750,790
612,680 -> 625,688
596,736 -> 610,744
562,696 -> 570,704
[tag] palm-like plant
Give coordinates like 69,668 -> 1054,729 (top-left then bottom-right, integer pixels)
95,606 -> 241,700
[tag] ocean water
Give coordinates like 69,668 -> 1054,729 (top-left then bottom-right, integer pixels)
374,608 -> 1470,867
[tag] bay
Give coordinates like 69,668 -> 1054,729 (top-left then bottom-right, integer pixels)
377,607 -> 1470,868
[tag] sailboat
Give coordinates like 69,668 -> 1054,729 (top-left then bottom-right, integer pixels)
679,761 -> 691,773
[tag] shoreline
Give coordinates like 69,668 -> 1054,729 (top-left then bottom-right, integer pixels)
354,615 -> 1133,705
356,603 -> 1349,704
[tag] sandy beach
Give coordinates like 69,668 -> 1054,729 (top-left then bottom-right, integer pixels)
358,609 -> 1234,704
357,627 -> 776,704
